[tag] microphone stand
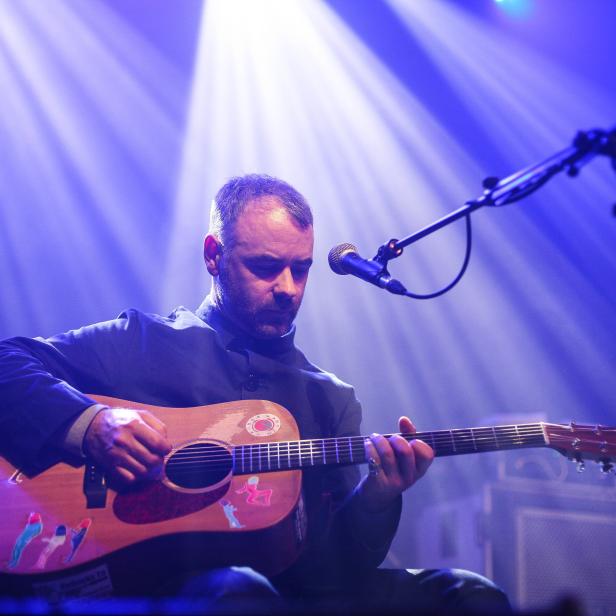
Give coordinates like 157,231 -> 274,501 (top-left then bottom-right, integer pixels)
372,127 -> 616,296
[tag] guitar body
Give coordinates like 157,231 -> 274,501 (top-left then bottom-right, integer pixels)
2,394 -> 613,599
0,398 -> 304,595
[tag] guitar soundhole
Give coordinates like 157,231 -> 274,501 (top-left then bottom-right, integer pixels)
165,440 -> 232,490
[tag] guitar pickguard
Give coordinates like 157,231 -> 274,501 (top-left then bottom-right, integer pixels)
113,480 -> 229,524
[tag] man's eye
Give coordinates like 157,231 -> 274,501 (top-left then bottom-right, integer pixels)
250,263 -> 279,276
292,265 -> 311,278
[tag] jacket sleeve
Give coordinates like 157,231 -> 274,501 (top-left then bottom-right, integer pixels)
327,390 -> 402,571
280,387 -> 401,587
0,312 -> 138,475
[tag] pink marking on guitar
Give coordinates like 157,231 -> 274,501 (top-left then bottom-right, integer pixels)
235,476 -> 273,507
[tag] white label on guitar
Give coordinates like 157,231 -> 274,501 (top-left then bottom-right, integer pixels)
245,414 -> 281,437
219,499 -> 244,528
32,563 -> 113,603
8,469 -> 24,484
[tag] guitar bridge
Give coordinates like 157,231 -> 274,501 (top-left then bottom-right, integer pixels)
83,463 -> 107,508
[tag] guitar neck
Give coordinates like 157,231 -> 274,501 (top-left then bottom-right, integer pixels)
232,423 -> 548,475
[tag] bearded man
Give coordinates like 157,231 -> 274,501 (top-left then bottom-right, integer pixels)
0,174 -> 510,613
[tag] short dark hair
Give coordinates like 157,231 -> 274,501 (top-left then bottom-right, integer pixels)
210,174 -> 313,248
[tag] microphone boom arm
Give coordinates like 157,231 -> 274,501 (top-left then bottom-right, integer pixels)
374,126 -> 616,267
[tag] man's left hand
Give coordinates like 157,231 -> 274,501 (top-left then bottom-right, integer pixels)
357,416 -> 434,512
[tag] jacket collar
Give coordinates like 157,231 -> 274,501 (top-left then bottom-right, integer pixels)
196,295 -> 297,358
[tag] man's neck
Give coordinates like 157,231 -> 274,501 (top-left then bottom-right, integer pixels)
197,295 -> 297,358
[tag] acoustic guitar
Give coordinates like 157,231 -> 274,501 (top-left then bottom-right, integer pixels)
1,395 -> 614,597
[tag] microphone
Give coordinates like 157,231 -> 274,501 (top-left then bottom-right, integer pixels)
328,243 -> 407,295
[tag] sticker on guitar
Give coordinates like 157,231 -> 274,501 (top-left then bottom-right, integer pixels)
245,414 -> 281,437
219,499 -> 244,529
34,525 -> 67,570
6,515 -> 92,571
65,519 -> 92,563
7,512 -> 43,569
8,469 -> 24,485
236,476 -> 273,506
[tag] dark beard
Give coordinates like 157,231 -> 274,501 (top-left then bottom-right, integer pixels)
216,265 -> 294,339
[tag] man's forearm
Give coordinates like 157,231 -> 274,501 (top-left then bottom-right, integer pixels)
333,483 -> 402,570
0,338 -> 98,474
60,404 -> 108,459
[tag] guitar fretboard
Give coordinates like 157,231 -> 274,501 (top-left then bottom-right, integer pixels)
232,423 -> 547,475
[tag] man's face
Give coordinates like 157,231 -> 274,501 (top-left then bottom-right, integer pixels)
216,197 -> 314,339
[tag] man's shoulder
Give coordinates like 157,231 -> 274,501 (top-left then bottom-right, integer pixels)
116,306 -> 212,332
295,349 -> 355,394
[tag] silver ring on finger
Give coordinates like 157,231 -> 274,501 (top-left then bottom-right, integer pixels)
368,456 -> 382,477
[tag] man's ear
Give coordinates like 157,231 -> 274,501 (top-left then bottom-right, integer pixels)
204,234 -> 222,276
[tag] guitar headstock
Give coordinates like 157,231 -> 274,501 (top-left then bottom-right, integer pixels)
543,422 -> 616,473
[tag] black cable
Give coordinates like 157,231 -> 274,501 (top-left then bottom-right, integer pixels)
403,213 -> 472,300
387,127 -> 616,300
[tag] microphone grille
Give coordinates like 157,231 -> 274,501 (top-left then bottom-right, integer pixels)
328,243 -> 358,275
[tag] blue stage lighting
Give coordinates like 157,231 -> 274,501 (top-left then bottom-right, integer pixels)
493,0 -> 533,18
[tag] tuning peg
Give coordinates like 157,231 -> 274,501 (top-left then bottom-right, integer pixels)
571,453 -> 585,472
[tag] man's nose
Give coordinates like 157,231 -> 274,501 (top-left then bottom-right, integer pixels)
274,267 -> 297,298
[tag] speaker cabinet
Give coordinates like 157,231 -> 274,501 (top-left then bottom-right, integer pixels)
485,479 -> 616,614
414,477 -> 616,613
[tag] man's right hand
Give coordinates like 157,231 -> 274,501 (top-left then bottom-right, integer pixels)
84,408 -> 172,487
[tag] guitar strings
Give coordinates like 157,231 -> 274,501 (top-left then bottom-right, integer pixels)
166,424 -> 547,460
166,439 -> 547,474
164,425 -> 548,471
166,429 -> 548,465
166,425 -> 547,463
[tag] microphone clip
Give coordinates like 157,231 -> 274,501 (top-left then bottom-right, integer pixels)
374,238 -> 404,266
